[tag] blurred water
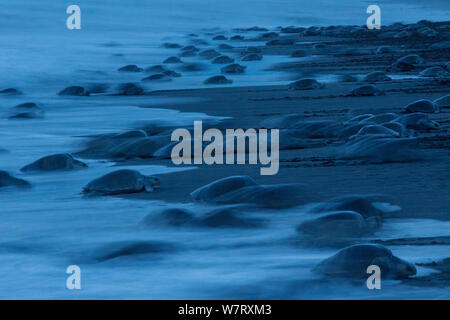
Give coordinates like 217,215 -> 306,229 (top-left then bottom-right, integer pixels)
0,0 -> 449,90
0,0 -> 449,299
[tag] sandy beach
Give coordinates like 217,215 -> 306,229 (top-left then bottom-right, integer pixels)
1,10 -> 449,299
122,79 -> 450,223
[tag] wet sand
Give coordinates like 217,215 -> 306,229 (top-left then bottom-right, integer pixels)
118,79 -> 449,220
2,18 -> 450,298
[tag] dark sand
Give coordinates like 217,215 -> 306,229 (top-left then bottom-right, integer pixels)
114,78 -> 450,221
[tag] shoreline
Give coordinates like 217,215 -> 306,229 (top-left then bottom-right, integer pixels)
109,78 -> 449,221
1,18 -> 450,298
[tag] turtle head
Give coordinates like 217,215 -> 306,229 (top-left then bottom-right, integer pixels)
418,118 -> 440,130
372,255 -> 416,279
73,159 -> 88,168
144,176 -> 160,190
392,256 -> 417,278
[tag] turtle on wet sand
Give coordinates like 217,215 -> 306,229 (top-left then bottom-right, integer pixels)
83,169 -> 160,195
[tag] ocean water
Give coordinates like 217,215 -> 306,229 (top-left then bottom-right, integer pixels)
1,0 -> 449,91
0,1 -> 449,299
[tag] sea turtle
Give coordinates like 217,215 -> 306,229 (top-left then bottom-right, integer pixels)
261,32 -> 278,39
198,49 -> 221,59
313,244 -> 416,279
389,22 -> 407,30
163,70 -> 181,77
396,54 -> 423,65
180,63 -> 206,72
221,63 -> 246,74
338,74 -> 358,82
363,71 -> 392,82
213,35 -> 227,41
394,113 -> 440,130
303,26 -> 322,36
8,102 -> 45,119
338,123 -> 368,139
108,135 -> 170,159
218,43 -> 234,50
76,132 -> 158,159
180,45 -> 199,52
244,47 -> 262,54
153,142 -> 178,159
0,170 -> 31,189
350,84 -> 382,96
192,179 -> 311,208
140,208 -> 195,227
115,83 -> 144,96
346,114 -> 374,123
203,75 -> 232,85
20,154 -> 87,172
390,54 -> 424,72
196,207 -> 261,228
360,113 -> 398,124
113,130 -> 147,139
417,27 -> 438,37
340,136 -> 421,163
266,39 -> 295,46
58,86 -> 88,96
242,53 -> 263,61
179,50 -> 197,57
141,74 -> 172,82
311,194 -> 399,218
86,83 -> 109,94
162,42 -> 181,49
382,122 -> 408,137
434,94 -> 450,108
394,30 -> 411,38
145,65 -> 167,73
405,99 -> 438,113
13,102 -> 39,109
191,176 -> 257,201
234,26 -> 268,32
390,61 -> 415,72
419,66 -> 449,78
280,26 -> 304,33
351,125 -> 399,139
0,88 -> 22,95
297,211 -> 375,238
232,184 -> 309,208
230,35 -> 244,41
91,240 -> 176,262
212,55 -> 234,64
163,56 -> 182,64
190,38 -> 209,46
83,169 -> 160,195
289,78 -> 324,90
118,64 -> 143,72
